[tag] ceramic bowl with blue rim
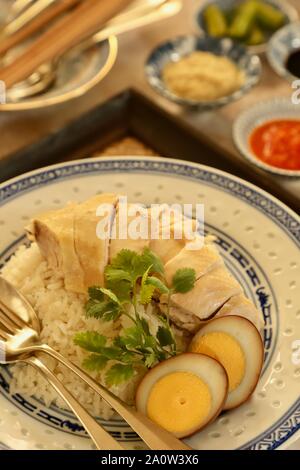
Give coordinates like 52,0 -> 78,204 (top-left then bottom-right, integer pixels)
267,22 -> 300,82
0,156 -> 299,450
196,0 -> 298,55
146,35 -> 262,109
233,98 -> 300,177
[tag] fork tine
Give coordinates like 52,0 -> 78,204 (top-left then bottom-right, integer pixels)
0,298 -> 26,329
0,310 -> 18,334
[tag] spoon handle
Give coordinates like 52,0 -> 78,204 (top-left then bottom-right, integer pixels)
24,355 -> 123,450
33,344 -> 190,450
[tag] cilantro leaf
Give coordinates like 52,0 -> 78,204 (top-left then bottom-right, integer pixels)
119,351 -> 137,363
86,286 -> 122,321
74,331 -> 107,352
78,248 -> 180,384
104,267 -> 132,284
99,346 -> 123,360
106,279 -> 132,303
157,326 -> 174,347
113,336 -> 125,349
101,303 -> 122,322
83,354 -> 109,371
110,249 -> 138,271
132,248 -> 164,279
140,283 -> 156,305
105,364 -> 135,387
120,326 -> 143,349
85,298 -> 121,322
147,276 -> 169,294
99,287 -> 120,305
172,268 -> 196,293
139,317 -> 150,335
143,335 -> 157,350
144,351 -> 157,368
88,286 -> 104,301
141,265 -> 152,287
85,298 -> 107,318
141,248 -> 164,276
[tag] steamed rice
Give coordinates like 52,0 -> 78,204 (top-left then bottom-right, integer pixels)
1,243 -> 145,420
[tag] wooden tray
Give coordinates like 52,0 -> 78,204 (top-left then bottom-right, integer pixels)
1,89 -> 299,213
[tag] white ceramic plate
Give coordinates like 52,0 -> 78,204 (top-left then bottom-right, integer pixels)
0,156 -> 299,450
233,98 -> 300,177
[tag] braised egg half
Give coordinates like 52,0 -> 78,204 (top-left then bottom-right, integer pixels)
189,315 -> 264,410
135,353 -> 228,438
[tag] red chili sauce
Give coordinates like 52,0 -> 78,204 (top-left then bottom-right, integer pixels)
250,120 -> 300,171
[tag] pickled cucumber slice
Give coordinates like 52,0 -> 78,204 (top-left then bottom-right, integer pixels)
246,25 -> 266,45
204,4 -> 227,37
256,2 -> 285,30
228,0 -> 258,39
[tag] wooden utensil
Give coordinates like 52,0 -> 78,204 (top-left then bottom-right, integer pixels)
0,0 -> 133,89
0,0 -> 81,56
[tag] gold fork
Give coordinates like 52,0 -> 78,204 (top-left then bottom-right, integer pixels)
0,338 -> 123,450
0,277 -> 190,450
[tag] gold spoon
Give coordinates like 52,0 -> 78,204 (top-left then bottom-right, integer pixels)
0,276 -> 190,450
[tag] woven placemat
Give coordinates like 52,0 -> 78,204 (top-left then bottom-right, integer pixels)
94,136 -> 157,157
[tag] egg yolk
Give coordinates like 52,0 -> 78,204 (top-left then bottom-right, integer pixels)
190,332 -> 245,392
146,371 -> 211,435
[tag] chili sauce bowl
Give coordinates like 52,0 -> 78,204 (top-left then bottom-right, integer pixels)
233,98 -> 300,177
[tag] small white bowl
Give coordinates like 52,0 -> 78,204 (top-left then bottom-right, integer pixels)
233,98 -> 300,177
267,22 -> 300,82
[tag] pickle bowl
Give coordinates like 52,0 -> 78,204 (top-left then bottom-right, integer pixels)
196,0 -> 298,55
145,34 -> 262,109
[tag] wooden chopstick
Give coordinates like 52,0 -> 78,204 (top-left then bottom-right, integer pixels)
0,0 -> 81,57
0,0 -> 133,89
3,0 -> 57,37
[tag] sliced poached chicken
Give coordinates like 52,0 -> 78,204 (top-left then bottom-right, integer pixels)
26,202 -> 84,293
165,265 -> 242,320
164,242 -> 222,286
27,194 -> 119,293
149,206 -> 199,264
214,293 -> 263,331
109,203 -> 150,261
74,194 -> 118,290
27,193 -> 263,334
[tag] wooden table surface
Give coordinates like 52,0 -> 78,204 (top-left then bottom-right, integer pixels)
1,0 -> 299,210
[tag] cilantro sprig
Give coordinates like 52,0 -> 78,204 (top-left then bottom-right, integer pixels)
74,248 -> 196,387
